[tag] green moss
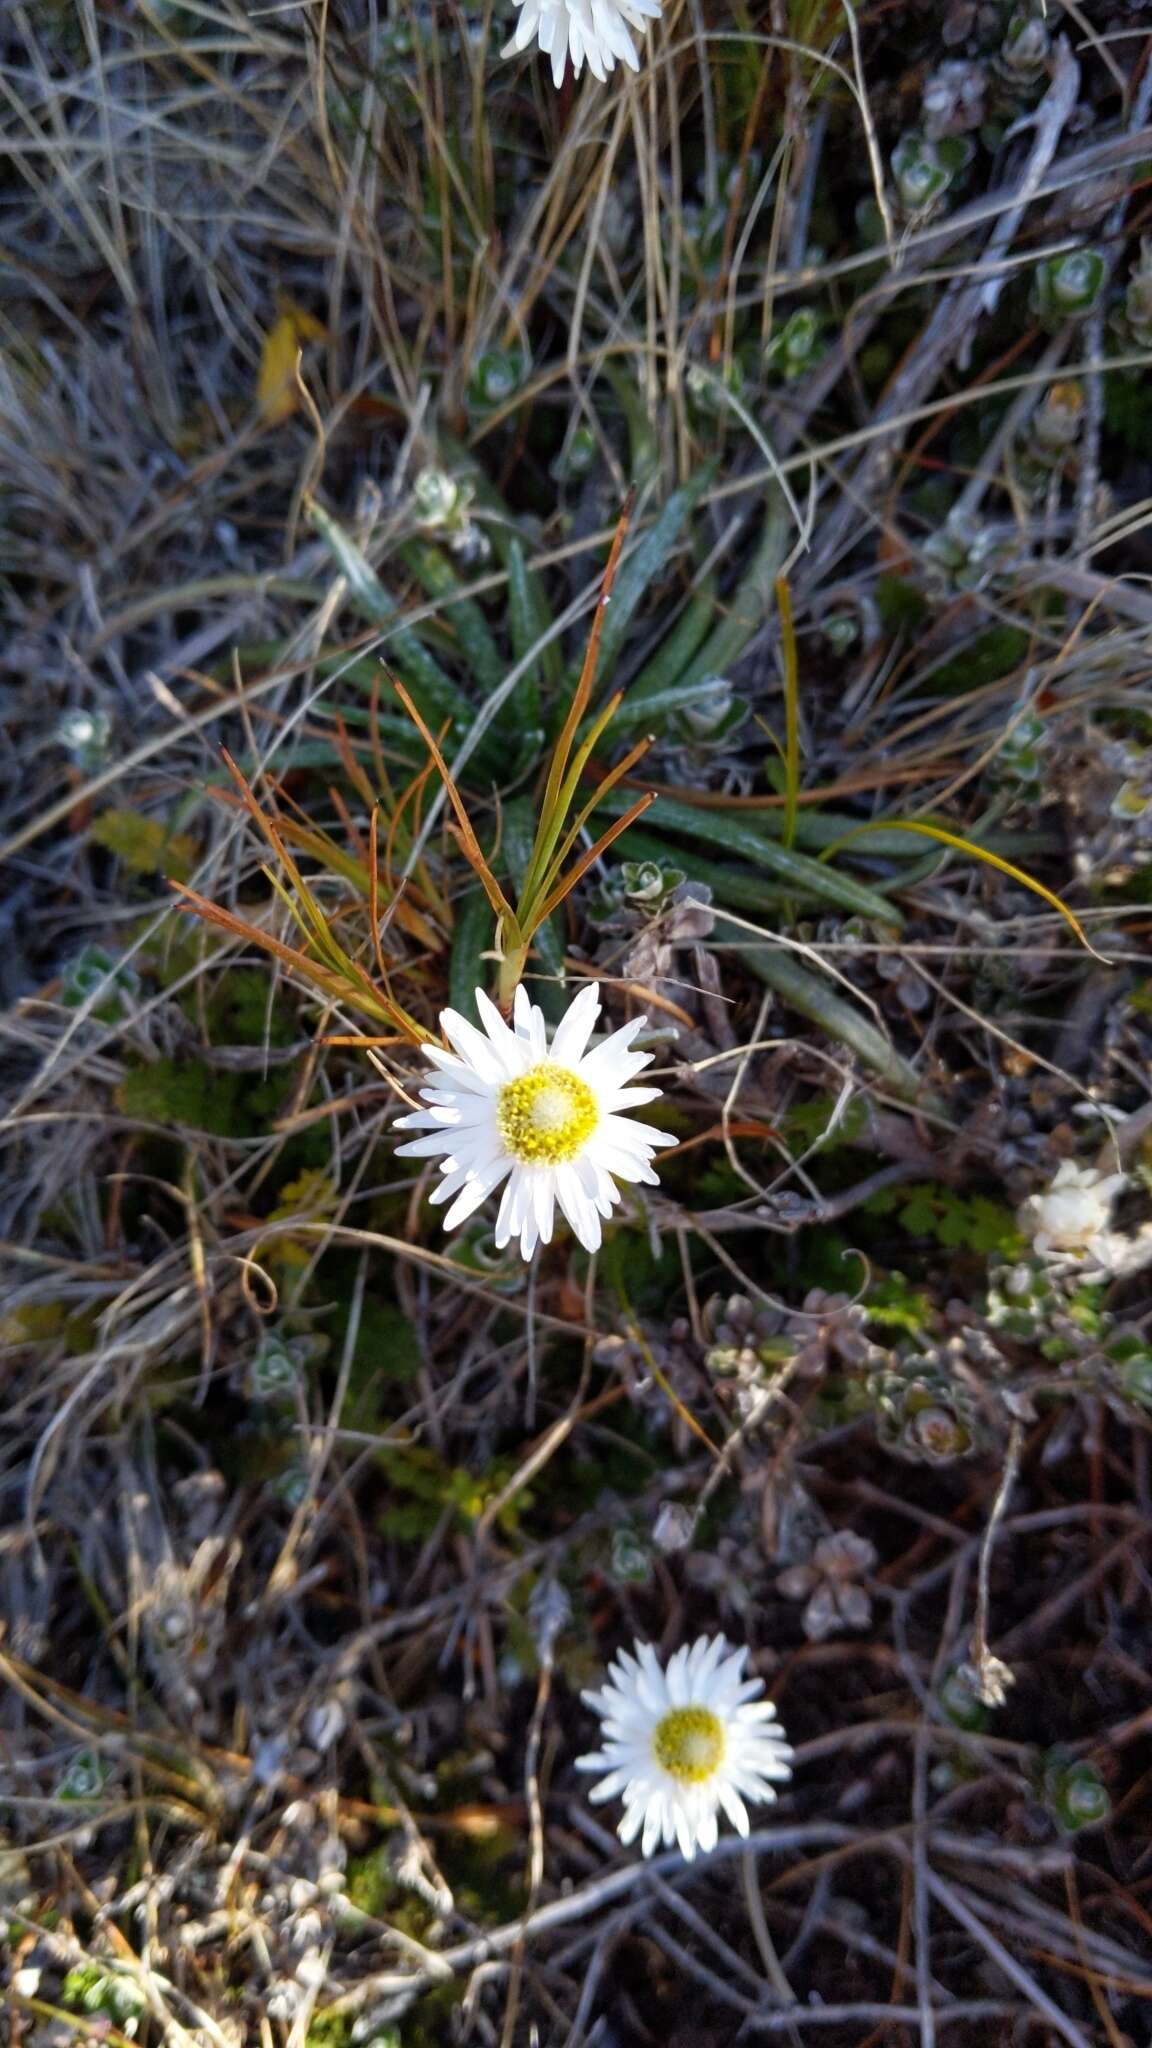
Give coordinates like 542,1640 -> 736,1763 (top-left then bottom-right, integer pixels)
926,625 -> 1030,696
335,1297 -> 425,1430
876,575 -> 930,634
202,966 -> 297,1047
865,1272 -> 934,1337
119,1058 -> 246,1134
90,808 -> 197,880
343,1846 -> 401,1921
866,1182 -> 1021,1256
304,2012 -> 358,2048
403,1984 -> 466,2046
118,1057 -> 284,1136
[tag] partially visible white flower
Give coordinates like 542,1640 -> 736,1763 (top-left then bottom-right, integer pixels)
412,467 -> 463,528
395,983 -> 673,1260
959,1650 -> 1015,1710
575,1635 -> 793,1861
503,0 -> 662,91
411,467 -> 486,559
1020,1160 -> 1126,1265
1085,1224 -> 1152,1281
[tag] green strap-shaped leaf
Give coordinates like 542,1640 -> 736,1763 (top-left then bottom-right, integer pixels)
503,538 -> 544,735
593,787 -> 904,924
309,501 -> 471,716
721,929 -> 930,1104
450,886 -> 495,1022
591,462 -> 718,689
607,670 -> 739,739
400,540 -> 505,695
502,794 -> 566,990
621,576 -> 717,707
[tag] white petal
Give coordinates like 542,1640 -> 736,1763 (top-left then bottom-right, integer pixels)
602,1111 -> 675,1148
619,1801 -> 644,1846
534,1172 -> 556,1247
440,1160 -> 514,1229
555,1163 -> 601,1252
475,987 -> 528,1068
665,1644 -> 690,1706
718,1783 -> 750,1835
550,982 -> 601,1064
439,1007 -> 515,1083
512,982 -> 549,1058
578,17 -> 607,78
603,1084 -> 664,1110
585,1142 -> 658,1186
641,1804 -> 663,1858
395,1132 -> 461,1160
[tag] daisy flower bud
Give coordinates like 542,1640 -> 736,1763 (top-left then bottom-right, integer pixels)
575,1635 -> 793,1861
503,0 -> 663,91
395,982 -> 674,1261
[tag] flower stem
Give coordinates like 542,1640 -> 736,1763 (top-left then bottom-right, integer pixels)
498,932 -> 529,1010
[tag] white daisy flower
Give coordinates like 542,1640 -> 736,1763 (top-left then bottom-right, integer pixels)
503,0 -> 663,91
394,982 -> 673,1261
1020,1159 -> 1127,1265
575,1635 -> 793,1861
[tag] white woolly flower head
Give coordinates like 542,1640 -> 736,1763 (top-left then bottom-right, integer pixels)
503,0 -> 662,91
575,1635 -> 793,1861
394,982 -> 673,1261
1020,1159 -> 1126,1263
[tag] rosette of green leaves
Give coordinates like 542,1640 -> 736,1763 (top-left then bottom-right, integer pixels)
891,133 -> 971,215
869,1355 -> 983,1465
1033,249 -> 1107,325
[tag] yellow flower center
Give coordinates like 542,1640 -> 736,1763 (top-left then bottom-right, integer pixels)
652,1705 -> 726,1784
497,1063 -> 599,1165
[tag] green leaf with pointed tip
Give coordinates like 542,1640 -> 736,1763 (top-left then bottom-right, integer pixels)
666,498 -> 791,697
503,537 -> 546,733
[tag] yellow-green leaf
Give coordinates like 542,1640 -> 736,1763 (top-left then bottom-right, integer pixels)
257,301 -> 328,425
257,313 -> 304,424
269,1169 -> 339,1223
91,809 -> 197,881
